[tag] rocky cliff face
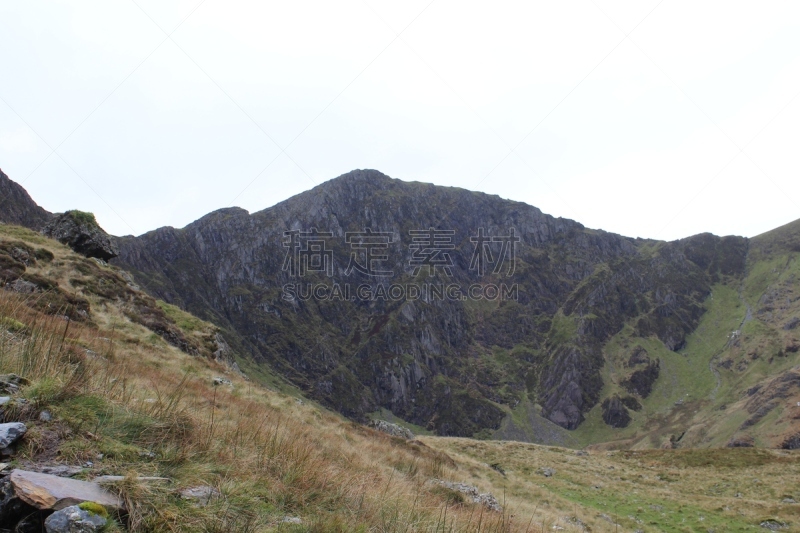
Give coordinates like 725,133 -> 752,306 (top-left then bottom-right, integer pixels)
43,211 -> 119,261
0,169 -> 53,230
111,169 -> 750,436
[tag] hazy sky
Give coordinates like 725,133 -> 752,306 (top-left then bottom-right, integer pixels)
1,1 -> 798,240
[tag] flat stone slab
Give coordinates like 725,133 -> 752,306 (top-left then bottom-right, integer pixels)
8,469 -> 124,511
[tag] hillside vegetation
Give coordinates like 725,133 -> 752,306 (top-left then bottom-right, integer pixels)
0,224 -> 520,531
3,220 -> 800,530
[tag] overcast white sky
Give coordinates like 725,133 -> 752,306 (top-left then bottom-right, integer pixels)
1,1 -> 799,240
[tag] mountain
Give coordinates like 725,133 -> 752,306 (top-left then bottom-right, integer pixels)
3,167 -> 799,448
108,169 -> 773,443
4,205 -> 799,533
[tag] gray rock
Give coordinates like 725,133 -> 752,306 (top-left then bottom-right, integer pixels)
212,377 -> 232,386
42,211 -> 118,261
760,519 -> 788,530
212,333 -> 233,363
39,410 -> 52,422
179,485 -> 220,506
38,465 -> 83,478
4,279 -> 38,293
0,422 -> 26,448
0,373 -> 28,394
368,420 -> 415,440
0,396 -> 11,406
7,469 -> 124,511
44,504 -> 107,533
540,467 -> 556,477
281,516 -> 302,524
782,498 -> 797,504
429,479 -> 500,512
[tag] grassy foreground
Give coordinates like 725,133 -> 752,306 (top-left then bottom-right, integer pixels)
1,224 -> 799,532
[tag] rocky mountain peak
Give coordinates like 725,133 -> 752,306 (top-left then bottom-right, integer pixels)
0,168 -> 53,230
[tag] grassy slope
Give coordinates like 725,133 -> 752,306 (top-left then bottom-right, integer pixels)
3,223 -> 800,531
426,438 -> 800,532
485,219 -> 800,450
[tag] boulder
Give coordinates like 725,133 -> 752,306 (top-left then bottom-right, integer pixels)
6,469 -> 124,511
42,211 -> 118,261
368,419 -> 415,440
0,422 -> 27,448
44,504 -> 107,533
428,479 -> 500,512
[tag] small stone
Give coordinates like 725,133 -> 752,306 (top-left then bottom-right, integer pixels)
540,467 -> 556,478
0,422 -> 26,448
212,377 -> 232,386
782,498 -> 797,504
282,516 -> 302,524
39,410 -> 53,422
0,396 -> 11,406
44,504 -> 107,533
179,485 -> 220,506
39,465 -> 82,478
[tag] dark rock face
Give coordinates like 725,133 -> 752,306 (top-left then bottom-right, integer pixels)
0,168 -> 53,230
110,169 -> 751,435
620,395 -> 642,412
42,211 -> 118,261
781,433 -> 800,450
601,395 -> 631,428
622,360 -> 660,398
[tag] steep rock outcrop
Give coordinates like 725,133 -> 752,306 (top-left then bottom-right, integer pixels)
0,168 -> 53,230
42,211 -> 118,261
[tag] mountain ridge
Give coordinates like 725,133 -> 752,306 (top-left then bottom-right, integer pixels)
2,167 -> 798,448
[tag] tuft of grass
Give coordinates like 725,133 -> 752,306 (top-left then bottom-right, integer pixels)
66,210 -> 99,228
